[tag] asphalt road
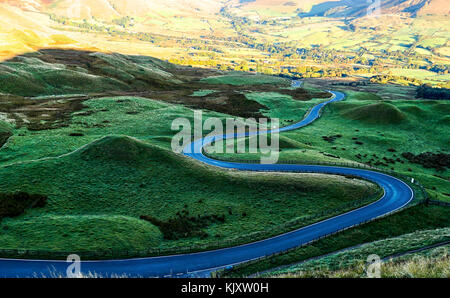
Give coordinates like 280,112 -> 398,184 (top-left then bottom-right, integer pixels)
0,88 -> 414,277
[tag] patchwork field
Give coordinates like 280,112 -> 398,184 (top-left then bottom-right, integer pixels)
0,1 -> 449,88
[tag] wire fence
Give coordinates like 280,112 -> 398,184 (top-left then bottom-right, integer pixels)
0,188 -> 383,260
427,200 -> 450,207
213,194 -> 430,278
200,156 -> 432,277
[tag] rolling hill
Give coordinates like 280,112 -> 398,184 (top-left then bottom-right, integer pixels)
2,0 -> 447,21
229,0 -> 450,18
0,1 -> 448,84
1,0 -> 223,19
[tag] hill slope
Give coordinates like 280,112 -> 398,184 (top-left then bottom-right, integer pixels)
0,49 -> 181,97
231,0 -> 450,18
0,134 -> 378,253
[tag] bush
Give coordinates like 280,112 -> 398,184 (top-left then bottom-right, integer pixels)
0,192 -> 47,219
401,152 -> 450,171
416,85 -> 450,100
140,211 -> 226,240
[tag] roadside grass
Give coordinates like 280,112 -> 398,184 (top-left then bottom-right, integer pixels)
220,205 -> 450,277
377,246 -> 449,278
276,244 -> 449,278
264,227 -> 450,277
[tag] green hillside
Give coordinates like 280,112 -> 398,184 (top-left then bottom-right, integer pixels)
0,134 -> 378,253
0,50 -> 181,97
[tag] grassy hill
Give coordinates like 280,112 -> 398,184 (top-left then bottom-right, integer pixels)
0,1 -> 448,87
211,82 -> 450,202
0,50 -> 386,255
0,49 -> 181,97
339,102 -> 407,125
0,47 -> 447,271
0,134 -> 378,253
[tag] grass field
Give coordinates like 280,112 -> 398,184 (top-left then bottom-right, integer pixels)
0,50 -> 447,266
265,227 -> 450,277
0,121 -> 11,148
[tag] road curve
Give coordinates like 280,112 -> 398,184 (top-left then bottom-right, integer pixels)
0,88 -> 414,278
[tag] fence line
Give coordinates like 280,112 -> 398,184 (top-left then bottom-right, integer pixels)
428,200 -> 450,207
214,195 -> 429,278
204,156 -> 431,277
0,189 -> 382,260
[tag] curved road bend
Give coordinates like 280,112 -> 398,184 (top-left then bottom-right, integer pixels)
0,89 -> 414,277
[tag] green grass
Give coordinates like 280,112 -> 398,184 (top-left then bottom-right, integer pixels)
209,90 -> 450,202
338,102 -> 407,125
0,49 -> 447,265
275,244 -> 450,278
0,58 -> 128,96
190,90 -> 217,97
0,215 -> 162,252
0,52 -> 180,97
220,205 -> 450,277
344,90 -> 383,101
244,92 -> 325,121
265,227 -> 450,277
0,96 -> 379,254
201,74 -> 290,86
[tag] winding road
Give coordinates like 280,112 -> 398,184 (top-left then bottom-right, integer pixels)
0,85 -> 414,277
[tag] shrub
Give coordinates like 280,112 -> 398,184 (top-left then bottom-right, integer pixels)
0,192 -> 47,219
140,211 -> 226,240
402,152 -> 450,171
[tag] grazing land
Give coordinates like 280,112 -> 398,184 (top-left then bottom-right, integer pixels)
210,80 -> 450,202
